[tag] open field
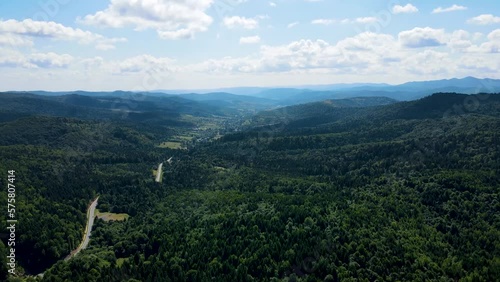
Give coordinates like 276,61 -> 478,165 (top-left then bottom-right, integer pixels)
96,209 -> 130,222
158,141 -> 183,149
175,135 -> 194,141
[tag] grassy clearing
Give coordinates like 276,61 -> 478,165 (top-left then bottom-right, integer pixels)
175,135 -> 193,141
96,209 -> 130,222
158,141 -> 183,149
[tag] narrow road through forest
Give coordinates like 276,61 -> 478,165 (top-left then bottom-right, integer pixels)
65,197 -> 99,260
155,162 -> 163,182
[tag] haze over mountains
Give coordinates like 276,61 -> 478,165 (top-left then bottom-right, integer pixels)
158,77 -> 500,102
9,77 -> 500,110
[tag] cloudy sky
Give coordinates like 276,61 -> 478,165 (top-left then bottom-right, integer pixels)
0,0 -> 499,91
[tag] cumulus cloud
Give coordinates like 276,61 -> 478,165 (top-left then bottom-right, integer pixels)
448,30 -> 473,50
239,36 -> 261,44
115,54 -> 175,74
402,50 -> 450,75
0,50 -> 74,68
432,5 -> 467,14
353,17 -> 378,24
2,19 -> 499,88
81,57 -> 104,70
392,4 -> 418,14
0,19 -> 126,49
0,19 -> 99,42
80,0 -> 213,39
223,16 -> 259,29
0,34 -> 33,47
29,53 -> 74,68
467,14 -> 500,25
189,56 -> 258,74
458,55 -> 499,74
0,49 -> 34,68
95,38 -> 128,50
191,32 -> 401,75
465,29 -> 500,53
312,17 -> 378,25
258,40 -> 335,71
287,22 -> 299,29
311,19 -> 336,25
398,27 -> 446,48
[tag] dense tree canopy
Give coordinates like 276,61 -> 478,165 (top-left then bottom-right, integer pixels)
1,93 -> 499,281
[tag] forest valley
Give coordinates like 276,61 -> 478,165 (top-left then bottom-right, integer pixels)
0,91 -> 499,281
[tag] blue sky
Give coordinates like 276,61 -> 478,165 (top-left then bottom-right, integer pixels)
0,0 -> 499,91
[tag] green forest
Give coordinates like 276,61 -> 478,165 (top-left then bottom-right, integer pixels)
0,92 -> 499,281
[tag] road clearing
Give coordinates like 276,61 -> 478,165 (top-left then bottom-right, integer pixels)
155,162 -> 163,183
65,197 -> 99,260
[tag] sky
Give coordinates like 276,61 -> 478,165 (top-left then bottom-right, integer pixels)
0,0 -> 499,91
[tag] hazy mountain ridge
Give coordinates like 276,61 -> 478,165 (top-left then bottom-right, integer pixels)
6,77 -> 500,109
0,92 -> 237,124
246,93 -> 500,132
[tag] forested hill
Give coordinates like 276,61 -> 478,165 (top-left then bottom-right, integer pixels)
0,92 -> 236,124
185,93 -> 500,280
247,93 -> 500,130
1,92 -> 499,281
0,91 -> 240,277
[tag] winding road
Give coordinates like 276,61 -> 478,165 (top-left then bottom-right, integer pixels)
65,197 -> 99,260
155,162 -> 163,183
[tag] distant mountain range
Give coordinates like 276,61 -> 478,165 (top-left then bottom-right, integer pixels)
5,77 -> 500,110
157,76 -> 500,104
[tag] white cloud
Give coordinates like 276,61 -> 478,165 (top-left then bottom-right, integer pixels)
448,30 -> 472,50
269,2 -> 276,7
353,17 -> 378,24
81,57 -> 104,71
239,36 -> 261,44
465,29 -> 500,53
223,16 -> 259,29
467,14 -> 500,25
488,29 -> 500,41
398,27 -> 446,48
189,56 -> 258,74
0,19 -> 126,49
402,50 -> 450,75
0,19 -> 99,43
115,54 -> 175,73
0,34 -> 33,47
256,14 -> 270,20
458,54 -> 499,74
432,5 -> 467,14
0,50 -> 74,69
80,0 -> 213,40
259,40 -> 336,71
194,33 -> 400,74
392,4 -> 418,14
197,33 -> 396,75
312,17 -> 378,25
0,49 -> 34,68
473,32 -> 484,41
29,53 -> 74,68
3,16 -> 500,90
311,19 -> 336,25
